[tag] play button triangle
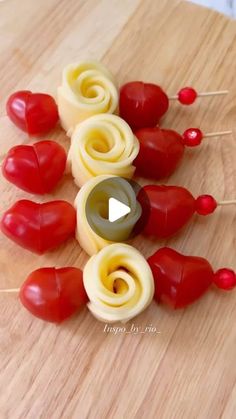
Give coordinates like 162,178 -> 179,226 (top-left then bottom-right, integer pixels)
108,197 -> 131,222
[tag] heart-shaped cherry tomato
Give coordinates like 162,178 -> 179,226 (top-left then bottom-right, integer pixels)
119,82 -> 169,129
148,247 -> 214,308
6,90 -> 58,135
134,127 -> 185,179
20,267 -> 88,322
0,200 -> 76,253
2,141 -> 67,194
139,185 -> 196,238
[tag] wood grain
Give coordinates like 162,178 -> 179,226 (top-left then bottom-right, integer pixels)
0,1 -> 236,418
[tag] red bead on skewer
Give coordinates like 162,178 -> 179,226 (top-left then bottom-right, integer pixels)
195,195 -> 218,215
213,269 -> 236,291
170,87 -> 229,105
182,128 -> 232,147
177,87 -> 198,105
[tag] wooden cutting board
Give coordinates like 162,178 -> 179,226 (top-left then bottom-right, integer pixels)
0,1 -> 236,418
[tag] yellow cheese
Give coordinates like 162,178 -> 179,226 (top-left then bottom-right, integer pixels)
68,114 -> 139,187
83,243 -> 154,323
57,61 -> 118,135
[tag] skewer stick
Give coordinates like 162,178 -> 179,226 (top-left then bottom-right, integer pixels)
204,130 -> 232,138
218,200 -> 236,206
169,90 -> 229,100
0,288 -> 19,293
168,95 -> 179,100
197,90 -> 229,98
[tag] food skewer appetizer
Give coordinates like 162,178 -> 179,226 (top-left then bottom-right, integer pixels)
120,82 -> 228,129
1,59 -> 235,333
1,244 -> 235,323
134,126 -> 232,179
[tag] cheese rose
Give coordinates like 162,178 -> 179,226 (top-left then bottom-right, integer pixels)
83,243 -> 154,323
68,114 -> 139,187
74,175 -> 142,256
57,61 -> 118,135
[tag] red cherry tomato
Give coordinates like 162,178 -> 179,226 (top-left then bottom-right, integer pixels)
2,140 -> 67,194
6,90 -> 58,135
20,267 -> 88,322
0,200 -> 76,253
138,185 -> 196,238
119,82 -> 169,129
148,247 -> 214,309
134,127 -> 184,179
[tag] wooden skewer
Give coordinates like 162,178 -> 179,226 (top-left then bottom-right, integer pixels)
168,95 -> 179,100
204,130 -> 232,138
0,288 -> 19,293
169,90 -> 229,100
218,200 -> 236,206
197,90 -> 229,98
0,198 -> 235,297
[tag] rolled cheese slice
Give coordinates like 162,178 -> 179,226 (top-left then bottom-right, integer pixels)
74,175 -> 142,256
83,243 -> 154,323
68,114 -> 139,187
57,61 -> 118,135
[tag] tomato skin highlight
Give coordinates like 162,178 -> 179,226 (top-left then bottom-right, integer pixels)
6,90 -> 31,132
119,82 -> 169,129
139,185 -> 196,238
2,141 -> 67,194
148,247 -> 214,309
20,267 -> 88,322
26,93 -> 59,135
32,141 -> 66,193
2,145 -> 43,193
134,127 -> 185,179
0,200 -> 76,254
6,91 -> 59,135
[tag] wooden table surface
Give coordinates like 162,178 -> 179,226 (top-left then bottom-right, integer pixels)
0,1 -> 236,418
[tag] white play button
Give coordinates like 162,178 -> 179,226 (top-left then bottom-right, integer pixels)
85,176 -> 145,242
108,197 -> 131,222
